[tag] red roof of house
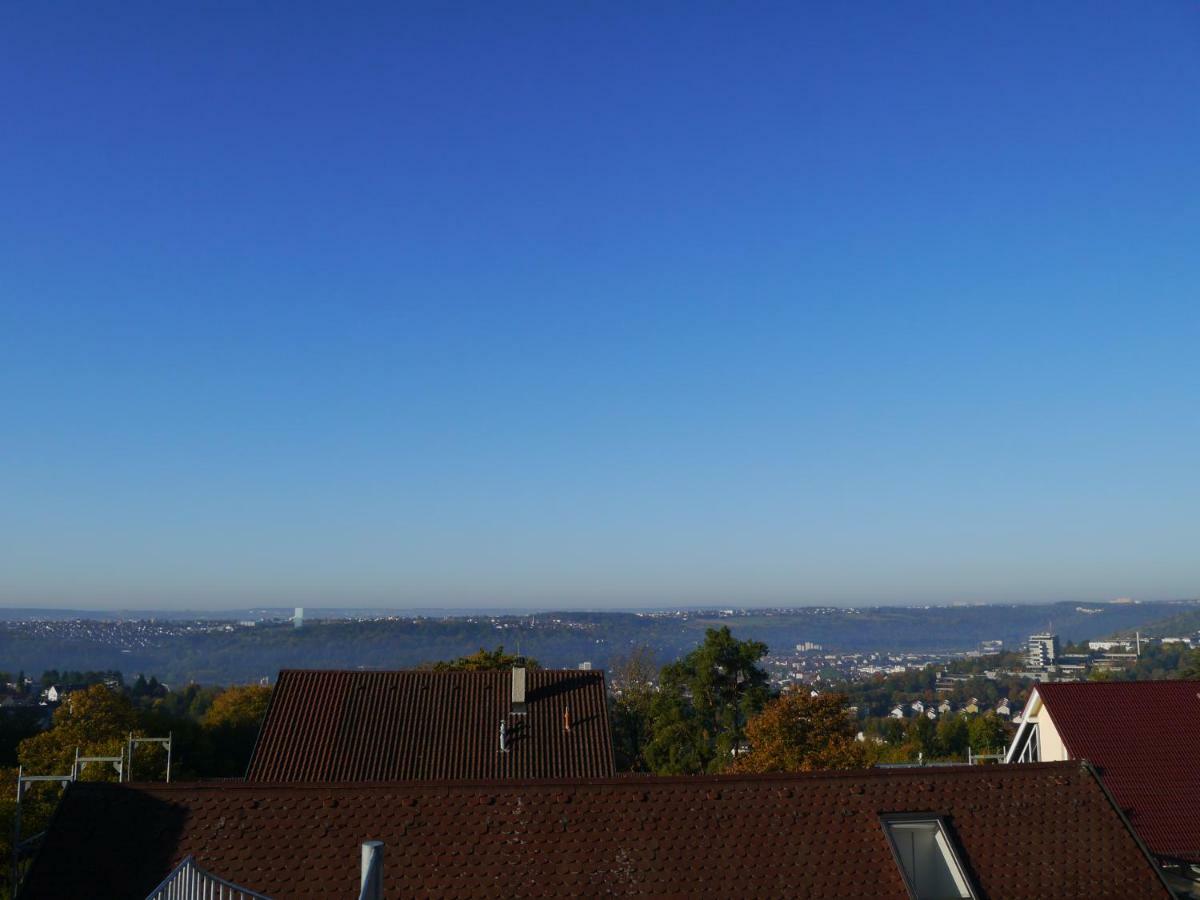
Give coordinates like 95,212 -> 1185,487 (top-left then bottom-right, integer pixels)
20,763 -> 1170,899
1033,679 -> 1200,863
245,668 -> 614,781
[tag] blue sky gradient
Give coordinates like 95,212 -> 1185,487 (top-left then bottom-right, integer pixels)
2,3 -> 1198,608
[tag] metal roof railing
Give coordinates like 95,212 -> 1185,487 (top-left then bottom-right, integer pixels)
144,856 -> 273,900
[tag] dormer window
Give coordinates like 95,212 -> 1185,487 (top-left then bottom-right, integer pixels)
881,814 -> 977,899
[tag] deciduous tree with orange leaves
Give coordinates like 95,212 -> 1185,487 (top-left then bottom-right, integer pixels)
732,689 -> 871,774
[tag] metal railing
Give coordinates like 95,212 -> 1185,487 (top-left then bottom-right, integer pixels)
144,856 -> 273,900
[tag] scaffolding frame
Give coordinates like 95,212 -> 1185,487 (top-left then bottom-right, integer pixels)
128,731 -> 173,783
12,767 -> 73,891
73,746 -> 124,782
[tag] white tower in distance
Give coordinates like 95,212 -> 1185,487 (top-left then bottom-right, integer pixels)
293,607 -> 304,629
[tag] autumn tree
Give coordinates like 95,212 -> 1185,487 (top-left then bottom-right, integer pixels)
732,690 -> 870,773
13,685 -> 137,857
643,627 -> 769,774
202,684 -> 273,777
19,685 -> 136,778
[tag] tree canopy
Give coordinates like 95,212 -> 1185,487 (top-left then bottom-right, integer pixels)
732,690 -> 870,774
432,647 -> 540,671
643,626 -> 769,774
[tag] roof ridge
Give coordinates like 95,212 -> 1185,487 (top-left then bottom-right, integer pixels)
93,761 -> 1086,794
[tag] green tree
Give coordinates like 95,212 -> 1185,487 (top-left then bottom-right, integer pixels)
902,714 -> 937,760
643,627 -> 769,774
608,646 -> 657,772
934,713 -> 970,760
967,712 -> 1010,755
733,690 -> 870,773
432,647 -> 540,671
1180,649 -> 1200,680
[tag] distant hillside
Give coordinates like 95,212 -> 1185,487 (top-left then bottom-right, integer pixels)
0,600 -> 1195,685
1113,604 -> 1200,639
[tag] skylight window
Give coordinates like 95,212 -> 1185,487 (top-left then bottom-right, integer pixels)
881,815 -> 977,900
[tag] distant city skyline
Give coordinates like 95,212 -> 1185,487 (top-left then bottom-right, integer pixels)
3,3 -> 1198,609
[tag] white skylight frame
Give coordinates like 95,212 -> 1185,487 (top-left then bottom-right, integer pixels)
880,813 -> 978,900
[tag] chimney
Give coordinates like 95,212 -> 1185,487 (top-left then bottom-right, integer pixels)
563,706 -> 571,733
511,666 -> 527,715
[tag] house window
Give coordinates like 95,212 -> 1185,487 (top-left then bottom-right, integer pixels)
881,815 -> 977,900
1016,723 -> 1040,763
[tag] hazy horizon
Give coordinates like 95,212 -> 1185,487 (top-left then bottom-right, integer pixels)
0,594 -> 1190,617
4,3 -> 1198,610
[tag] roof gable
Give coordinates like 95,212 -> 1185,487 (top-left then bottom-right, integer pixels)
1033,680 -> 1200,862
246,668 -> 614,781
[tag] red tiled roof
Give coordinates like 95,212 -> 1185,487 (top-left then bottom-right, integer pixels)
245,668 -> 614,781
21,763 -> 1170,899
1033,679 -> 1200,862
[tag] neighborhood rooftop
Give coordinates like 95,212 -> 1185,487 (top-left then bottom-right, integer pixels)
245,668 -> 614,781
19,762 -> 1171,900
1009,679 -> 1200,865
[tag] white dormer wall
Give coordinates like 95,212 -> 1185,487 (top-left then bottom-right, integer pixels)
1004,688 -> 1070,763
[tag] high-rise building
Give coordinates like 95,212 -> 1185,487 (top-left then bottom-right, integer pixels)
293,607 -> 304,629
1026,633 -> 1059,669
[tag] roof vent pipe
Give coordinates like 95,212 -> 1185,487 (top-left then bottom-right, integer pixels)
563,707 -> 571,733
512,667 -> 527,715
499,719 -> 508,753
360,840 -> 383,900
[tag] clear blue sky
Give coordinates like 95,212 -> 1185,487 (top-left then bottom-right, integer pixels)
2,3 -> 1198,609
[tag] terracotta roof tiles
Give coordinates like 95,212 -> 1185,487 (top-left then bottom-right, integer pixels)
1032,679 -> 1200,863
20,762 -> 1170,899
246,668 -> 614,781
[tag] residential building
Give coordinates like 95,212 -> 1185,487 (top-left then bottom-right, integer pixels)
1006,680 -> 1200,895
20,763 -> 1172,900
246,667 -> 614,781
1026,632 -> 1060,669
